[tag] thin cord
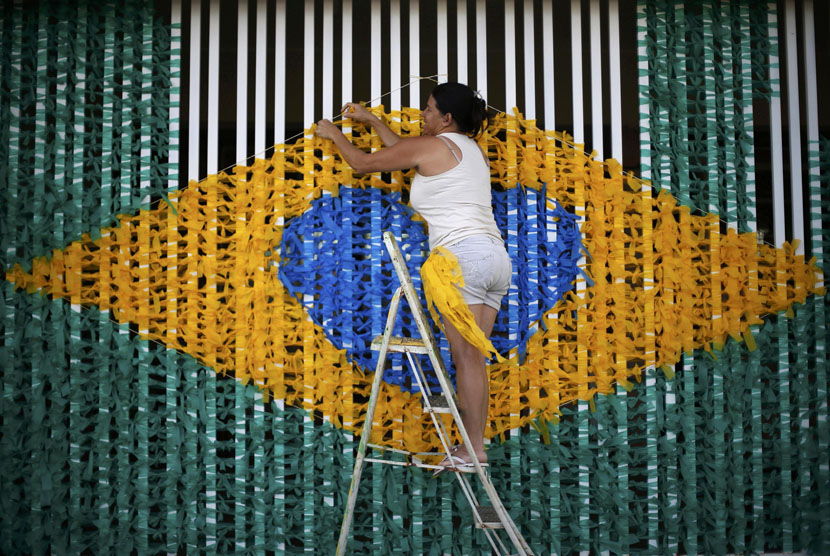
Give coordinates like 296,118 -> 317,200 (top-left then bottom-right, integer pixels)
180,74 -> 448,190
155,72 -> 777,248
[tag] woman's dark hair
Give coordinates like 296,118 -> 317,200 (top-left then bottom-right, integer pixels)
431,82 -> 489,138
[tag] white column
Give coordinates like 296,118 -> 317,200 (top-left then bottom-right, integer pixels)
589,0 -> 602,160
255,0 -> 267,152
769,5 -> 786,246
804,0 -> 820,260
342,0 -> 353,107
188,0 -> 202,180
475,0 -> 487,98
785,0 -> 804,253
236,0 -> 248,161
171,0 -> 181,186
523,0 -> 535,119
570,0 -> 584,144
542,0 -> 554,130
390,0 -> 402,109
206,0 -> 219,174
303,1 -> 316,125
608,0 -> 622,161
504,0 -> 516,110
371,0 -> 382,102
437,0 -> 448,81
410,0 -> 420,107
457,0 -> 468,84
273,0 -> 286,144
322,0 -> 334,118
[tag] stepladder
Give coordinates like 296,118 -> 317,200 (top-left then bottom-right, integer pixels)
336,231 -> 534,556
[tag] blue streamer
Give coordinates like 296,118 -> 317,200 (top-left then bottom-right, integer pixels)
279,184 -> 583,391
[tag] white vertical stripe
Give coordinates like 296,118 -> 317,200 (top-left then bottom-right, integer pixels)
207,0 -> 219,174
304,1 -> 315,125
170,0 -> 181,187
608,0 -> 623,161
804,1 -> 819,165
542,0 -> 554,130
236,0 -> 248,161
456,0 -> 468,84
573,1 -> 589,551
342,0 -> 353,106
769,6 -> 787,246
589,0 -> 602,160
785,0 -> 804,253
804,0 -> 820,250
475,0 -> 487,98
571,0 -> 584,144
741,2 -> 757,231
437,0 -> 448,82
523,0 -> 535,119
188,0 -> 201,180
390,0 -> 402,109
637,3 -> 649,182
255,0 -> 267,153
410,0 -> 420,106
323,0 -> 334,118
504,1 -> 516,110
370,0 -> 381,103
274,0 -> 286,144
141,9 -> 152,191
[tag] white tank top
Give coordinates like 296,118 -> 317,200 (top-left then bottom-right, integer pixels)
409,133 -> 502,251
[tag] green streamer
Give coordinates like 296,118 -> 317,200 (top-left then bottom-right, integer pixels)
615,383 -> 631,553
662,367 -> 681,552
592,394 -> 614,552
726,341 -> 746,554
748,324 -> 765,554
779,316 -> 794,552
811,136 -> 830,553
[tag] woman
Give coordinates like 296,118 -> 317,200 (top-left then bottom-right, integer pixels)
316,82 -> 512,471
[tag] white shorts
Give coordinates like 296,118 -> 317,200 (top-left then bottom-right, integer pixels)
445,235 -> 512,310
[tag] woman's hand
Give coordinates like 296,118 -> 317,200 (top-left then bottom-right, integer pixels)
315,119 -> 342,141
340,102 -> 376,125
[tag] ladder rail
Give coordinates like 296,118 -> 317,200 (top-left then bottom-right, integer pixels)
336,286 -> 404,556
405,351 -> 457,461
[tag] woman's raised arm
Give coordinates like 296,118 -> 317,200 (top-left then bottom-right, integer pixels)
316,119 -> 432,175
340,102 -> 401,147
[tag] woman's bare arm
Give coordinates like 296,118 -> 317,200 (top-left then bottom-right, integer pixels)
316,119 -> 435,174
341,102 -> 401,147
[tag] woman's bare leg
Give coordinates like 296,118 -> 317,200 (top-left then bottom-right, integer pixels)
442,303 -> 498,463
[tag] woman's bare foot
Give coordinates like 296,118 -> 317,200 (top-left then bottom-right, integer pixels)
434,445 -> 488,473
449,444 -> 487,465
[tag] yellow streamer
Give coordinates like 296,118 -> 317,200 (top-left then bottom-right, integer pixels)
420,247 -> 504,362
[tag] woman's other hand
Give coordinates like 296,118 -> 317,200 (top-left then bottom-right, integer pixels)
315,119 -> 341,140
340,102 -> 375,125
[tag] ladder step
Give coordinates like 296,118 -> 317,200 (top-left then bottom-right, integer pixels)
370,335 -> 429,354
423,394 -> 451,414
474,505 -> 505,529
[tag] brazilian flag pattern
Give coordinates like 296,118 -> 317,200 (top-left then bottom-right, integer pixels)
1,1 -> 829,555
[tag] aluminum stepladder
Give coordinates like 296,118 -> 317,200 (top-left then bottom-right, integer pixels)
336,231 -> 533,556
